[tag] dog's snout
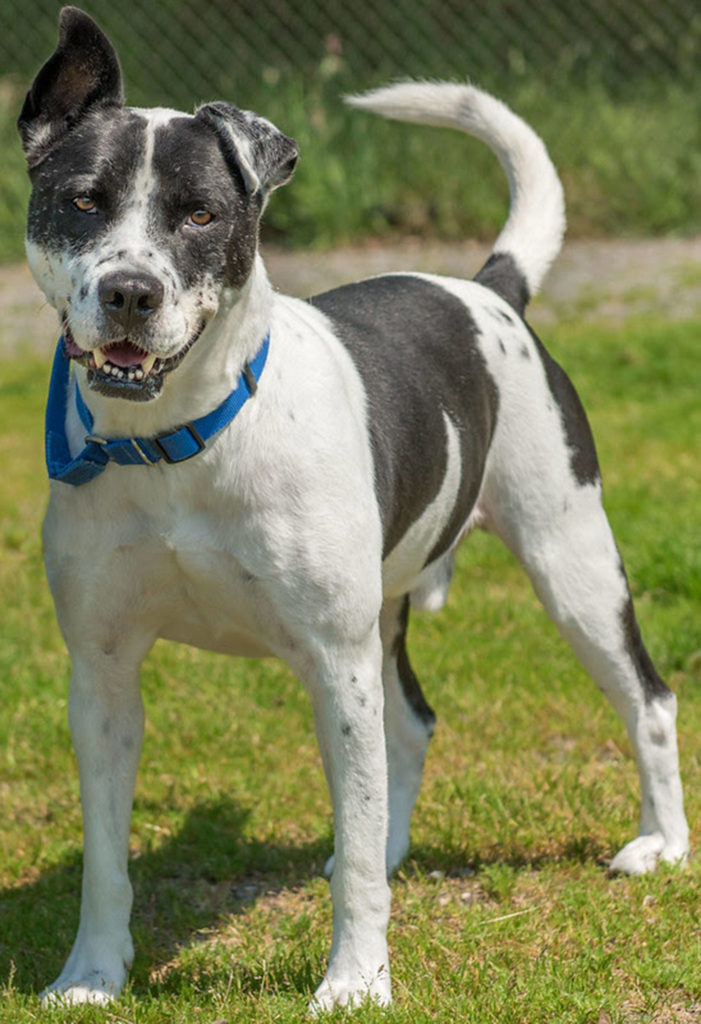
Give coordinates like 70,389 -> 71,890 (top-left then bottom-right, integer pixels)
98,270 -> 164,329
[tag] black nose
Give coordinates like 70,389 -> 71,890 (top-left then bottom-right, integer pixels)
98,270 -> 164,330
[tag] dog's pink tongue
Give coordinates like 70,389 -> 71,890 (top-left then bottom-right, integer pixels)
104,342 -> 149,367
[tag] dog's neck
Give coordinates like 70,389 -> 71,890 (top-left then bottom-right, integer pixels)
71,253 -> 274,441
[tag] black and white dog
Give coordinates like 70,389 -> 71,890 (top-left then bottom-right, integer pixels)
19,6 -> 689,1011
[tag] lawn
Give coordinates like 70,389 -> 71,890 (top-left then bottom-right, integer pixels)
0,315 -> 699,1022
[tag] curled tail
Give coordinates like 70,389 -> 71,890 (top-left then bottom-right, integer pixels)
346,81 -> 565,314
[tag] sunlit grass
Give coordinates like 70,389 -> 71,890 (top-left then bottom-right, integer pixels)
0,317 -> 699,1022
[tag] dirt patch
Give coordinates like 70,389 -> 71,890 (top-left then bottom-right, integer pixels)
1,236 -> 699,358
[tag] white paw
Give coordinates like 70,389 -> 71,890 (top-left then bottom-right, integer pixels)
41,971 -> 121,1007
40,940 -> 130,1007
609,833 -> 689,875
309,963 -> 392,1015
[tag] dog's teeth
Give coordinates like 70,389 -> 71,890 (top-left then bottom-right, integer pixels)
141,353 -> 157,375
93,347 -> 107,369
134,368 -> 144,380
127,369 -> 135,381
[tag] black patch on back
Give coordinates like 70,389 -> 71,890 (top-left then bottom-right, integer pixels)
527,325 -> 601,487
392,597 -> 436,729
309,275 -> 499,560
620,595 -> 671,703
474,252 -> 530,316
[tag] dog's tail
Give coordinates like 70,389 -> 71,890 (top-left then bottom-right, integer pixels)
346,81 -> 565,314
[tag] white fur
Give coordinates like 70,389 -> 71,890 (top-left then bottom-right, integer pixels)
347,82 -> 566,295
33,82 -> 688,1012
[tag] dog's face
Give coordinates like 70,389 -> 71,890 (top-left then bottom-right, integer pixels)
19,8 -> 297,401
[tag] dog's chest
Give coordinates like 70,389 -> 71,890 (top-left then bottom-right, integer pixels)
44,480 -> 280,659
152,512 -> 275,657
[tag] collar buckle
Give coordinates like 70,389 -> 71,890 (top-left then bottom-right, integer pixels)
152,423 -> 206,464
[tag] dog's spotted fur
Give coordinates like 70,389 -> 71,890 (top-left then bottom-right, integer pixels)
19,7 -> 689,1012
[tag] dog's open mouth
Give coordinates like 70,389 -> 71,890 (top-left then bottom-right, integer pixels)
62,323 -> 203,402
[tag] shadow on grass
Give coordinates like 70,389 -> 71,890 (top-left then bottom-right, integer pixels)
0,796 -> 331,999
0,797 -> 617,1001
404,831 -> 613,878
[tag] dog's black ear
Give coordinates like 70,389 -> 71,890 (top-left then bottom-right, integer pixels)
196,102 -> 299,202
18,6 -> 123,168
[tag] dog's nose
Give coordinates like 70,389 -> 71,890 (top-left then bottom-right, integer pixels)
98,271 -> 164,330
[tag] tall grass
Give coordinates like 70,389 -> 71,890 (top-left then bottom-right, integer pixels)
1,72 -> 699,265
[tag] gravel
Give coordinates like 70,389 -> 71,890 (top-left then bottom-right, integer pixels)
1,236 -> 699,358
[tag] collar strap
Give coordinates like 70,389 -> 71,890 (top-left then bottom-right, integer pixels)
45,333 -> 270,487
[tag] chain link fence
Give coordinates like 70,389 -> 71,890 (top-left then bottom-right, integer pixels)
1,0 -> 698,106
1,1 -> 699,256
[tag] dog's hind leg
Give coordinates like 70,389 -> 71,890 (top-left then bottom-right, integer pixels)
380,596 -> 436,873
482,458 -> 689,874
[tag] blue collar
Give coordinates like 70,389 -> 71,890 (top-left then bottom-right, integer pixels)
45,333 -> 270,487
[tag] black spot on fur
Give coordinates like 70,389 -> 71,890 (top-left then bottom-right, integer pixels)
23,108 -> 147,252
392,598 -> 436,730
620,594 -> 671,702
310,275 -> 499,561
474,252 -> 530,315
528,325 -> 600,487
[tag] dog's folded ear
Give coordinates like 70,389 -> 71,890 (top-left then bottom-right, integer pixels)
18,6 -> 123,168
196,102 -> 299,203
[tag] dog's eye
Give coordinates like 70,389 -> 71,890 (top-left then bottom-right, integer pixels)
73,196 -> 98,214
188,209 -> 214,227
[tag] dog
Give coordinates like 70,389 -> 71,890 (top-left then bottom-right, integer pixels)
18,6 -> 689,1011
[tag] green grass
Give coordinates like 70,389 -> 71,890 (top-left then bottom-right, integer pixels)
1,72 -> 699,264
0,317 -> 699,1022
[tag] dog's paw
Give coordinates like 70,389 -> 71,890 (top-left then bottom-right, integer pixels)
308,963 -> 392,1015
40,971 -> 121,1007
40,941 -> 130,1007
609,833 -> 689,875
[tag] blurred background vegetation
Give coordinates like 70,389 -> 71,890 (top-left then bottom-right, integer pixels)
0,0 -> 699,261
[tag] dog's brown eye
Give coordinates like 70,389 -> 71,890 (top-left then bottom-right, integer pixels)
189,209 -> 213,227
73,196 -> 97,213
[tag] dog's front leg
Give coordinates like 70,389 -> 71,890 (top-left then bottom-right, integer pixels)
42,653 -> 145,1006
304,631 -> 392,1012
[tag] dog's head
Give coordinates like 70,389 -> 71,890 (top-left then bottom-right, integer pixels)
18,6 -> 297,401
